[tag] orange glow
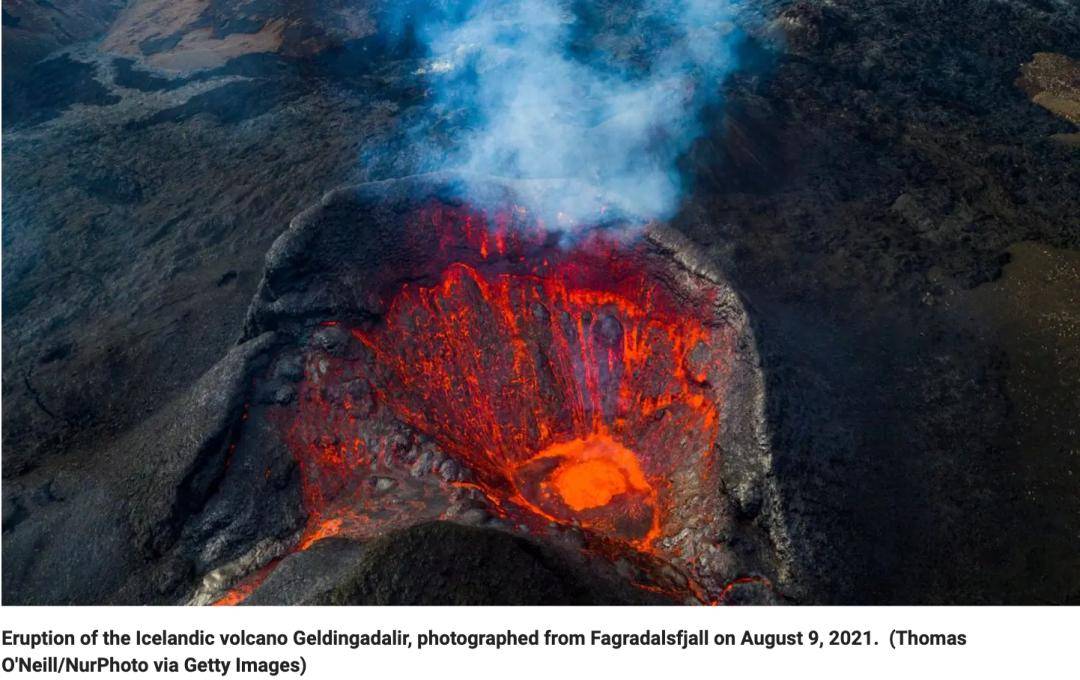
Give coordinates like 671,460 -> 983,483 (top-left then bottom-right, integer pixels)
554,458 -> 627,509
336,252 -> 724,550
219,202 -> 743,605
211,560 -> 277,606
298,517 -> 344,551
511,431 -> 659,543
544,434 -> 646,510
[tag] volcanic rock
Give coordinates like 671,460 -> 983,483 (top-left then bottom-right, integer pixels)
242,522 -> 675,606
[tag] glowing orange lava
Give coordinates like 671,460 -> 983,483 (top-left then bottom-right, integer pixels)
216,203 -> 745,604
542,434 -> 646,511
513,431 -> 658,543
335,251 -> 725,549
555,458 -> 628,509
281,206 -> 733,553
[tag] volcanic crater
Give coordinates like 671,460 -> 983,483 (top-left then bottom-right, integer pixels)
192,175 -> 790,605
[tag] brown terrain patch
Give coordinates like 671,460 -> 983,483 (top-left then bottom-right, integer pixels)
100,0 -> 374,72
1018,52 -> 1080,146
146,22 -> 286,72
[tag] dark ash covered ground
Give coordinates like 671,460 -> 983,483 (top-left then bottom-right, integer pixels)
3,0 -> 1079,604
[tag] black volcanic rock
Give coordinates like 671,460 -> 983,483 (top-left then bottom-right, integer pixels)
2,332 -> 305,604
2,0 -> 125,73
3,55 -> 121,127
244,522 -> 675,605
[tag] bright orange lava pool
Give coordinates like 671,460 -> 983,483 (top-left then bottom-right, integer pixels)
542,434 -> 647,511
513,431 -> 658,543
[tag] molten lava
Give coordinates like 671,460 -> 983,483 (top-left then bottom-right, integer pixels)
319,239 -> 728,551
515,432 -> 657,543
221,202 -> 752,604
541,434 -> 648,512
554,455 -> 632,510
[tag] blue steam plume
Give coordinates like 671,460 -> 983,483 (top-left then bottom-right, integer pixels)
402,0 -> 742,226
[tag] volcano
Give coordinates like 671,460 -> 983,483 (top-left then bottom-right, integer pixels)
5,0 -> 1079,609
179,175 -> 789,605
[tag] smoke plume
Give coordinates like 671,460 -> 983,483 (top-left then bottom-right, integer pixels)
403,0 -> 743,225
